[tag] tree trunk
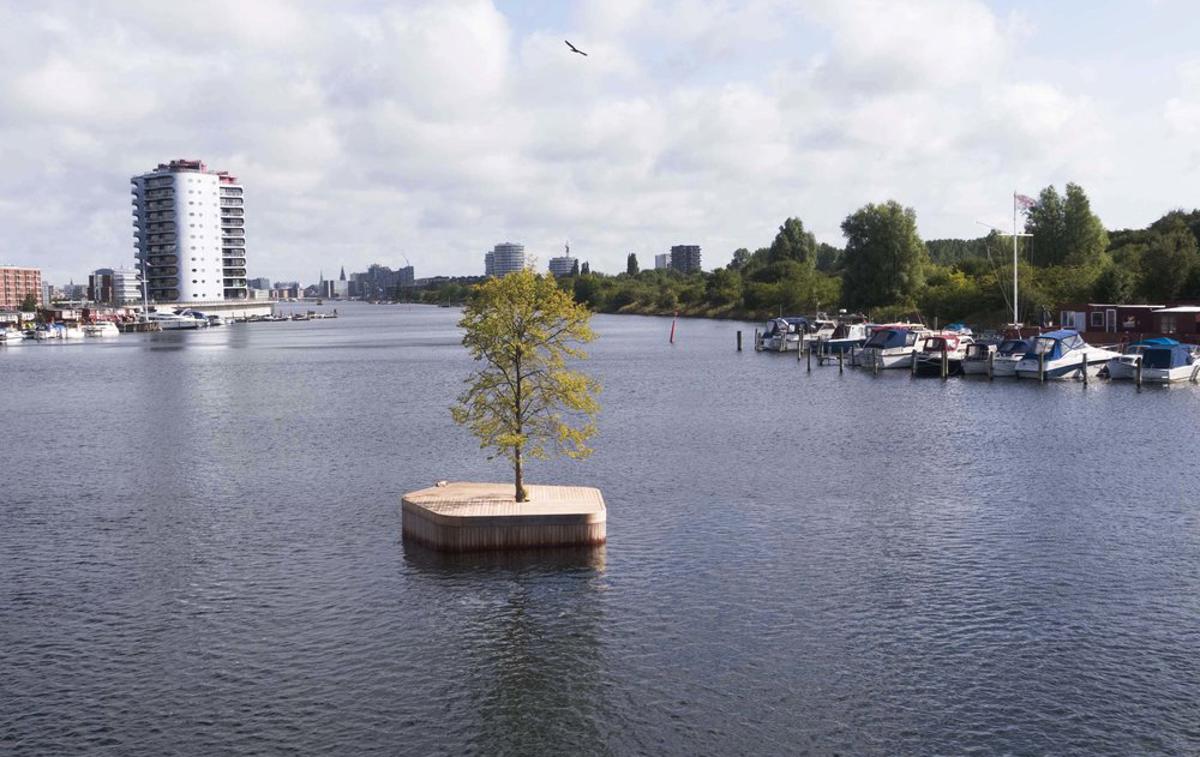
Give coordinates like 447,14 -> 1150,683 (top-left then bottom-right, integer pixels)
514,445 -> 527,502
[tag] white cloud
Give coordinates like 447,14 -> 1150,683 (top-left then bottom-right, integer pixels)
0,0 -> 1184,283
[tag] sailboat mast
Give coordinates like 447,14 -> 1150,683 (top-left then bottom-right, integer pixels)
1012,191 -> 1019,325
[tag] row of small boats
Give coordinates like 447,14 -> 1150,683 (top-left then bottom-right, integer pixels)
758,316 -> 1200,384
0,322 -> 120,343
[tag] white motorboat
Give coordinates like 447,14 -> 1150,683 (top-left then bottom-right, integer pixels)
856,325 -> 929,369
0,327 -> 26,344
147,311 -> 202,330
1107,338 -> 1200,383
82,322 -> 120,338
988,337 -> 1035,378
756,316 -> 809,352
1015,329 -> 1122,380
961,342 -> 996,375
912,332 -> 974,376
62,325 -> 85,339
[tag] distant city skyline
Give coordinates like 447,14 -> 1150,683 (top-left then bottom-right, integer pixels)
5,2 -> 1200,284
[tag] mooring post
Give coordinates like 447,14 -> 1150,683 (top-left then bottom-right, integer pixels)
987,349 -> 994,380
1136,356 -> 1143,387
911,349 -> 918,376
754,328 -> 760,352
838,350 -> 844,374
806,343 -> 811,372
1039,351 -> 1046,383
1081,351 -> 1088,384
737,330 -> 742,352
941,345 -> 948,380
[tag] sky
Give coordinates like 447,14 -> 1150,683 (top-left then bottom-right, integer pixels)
2,0 -> 1200,284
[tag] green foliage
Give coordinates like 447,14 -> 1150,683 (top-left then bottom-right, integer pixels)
729,248 -> 751,270
1092,263 -> 1136,303
815,243 -> 843,272
840,200 -> 927,311
451,269 -> 600,502
581,261 -> 590,275
19,292 -> 38,311
1140,215 -> 1199,301
626,253 -> 639,275
768,217 -> 817,266
570,259 -> 580,277
1026,183 -> 1107,267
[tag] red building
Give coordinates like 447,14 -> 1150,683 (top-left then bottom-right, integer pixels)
1058,302 -> 1200,343
0,266 -> 42,309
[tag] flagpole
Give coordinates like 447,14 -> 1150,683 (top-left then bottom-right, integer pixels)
1013,191 -> 1019,326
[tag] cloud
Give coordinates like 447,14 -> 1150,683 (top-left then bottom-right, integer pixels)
0,0 -> 1178,284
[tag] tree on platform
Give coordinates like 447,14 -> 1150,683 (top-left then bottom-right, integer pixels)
19,292 -> 38,312
452,269 -> 600,502
626,253 -> 639,275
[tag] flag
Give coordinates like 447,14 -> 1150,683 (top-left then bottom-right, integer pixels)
1015,193 -> 1036,210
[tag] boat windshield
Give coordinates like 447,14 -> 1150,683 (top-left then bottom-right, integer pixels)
1031,337 -> 1058,355
997,339 -> 1028,355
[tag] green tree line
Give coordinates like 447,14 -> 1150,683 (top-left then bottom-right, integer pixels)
530,183 -> 1200,326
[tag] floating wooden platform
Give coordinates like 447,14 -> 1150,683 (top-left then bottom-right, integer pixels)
401,482 -> 606,552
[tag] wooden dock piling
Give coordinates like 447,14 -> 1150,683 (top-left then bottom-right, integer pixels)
736,330 -> 742,352
1039,352 -> 1046,383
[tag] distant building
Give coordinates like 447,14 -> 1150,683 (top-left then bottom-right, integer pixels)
247,277 -> 271,290
488,243 -> 525,277
0,266 -> 42,309
273,281 -> 300,299
397,265 -> 415,288
88,268 -> 142,306
549,256 -> 576,277
670,245 -> 702,274
654,253 -> 671,270
130,158 -> 247,303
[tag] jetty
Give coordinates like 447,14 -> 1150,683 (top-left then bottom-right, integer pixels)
401,482 -> 606,552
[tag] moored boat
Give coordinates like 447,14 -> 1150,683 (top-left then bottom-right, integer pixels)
1107,338 -> 1200,383
856,325 -> 929,369
82,322 -> 120,338
1015,329 -> 1121,380
756,316 -> 809,352
912,332 -> 974,377
147,311 -> 202,330
961,342 -> 997,375
989,337 -> 1035,377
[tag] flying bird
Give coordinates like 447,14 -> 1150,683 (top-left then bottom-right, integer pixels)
564,40 -> 588,57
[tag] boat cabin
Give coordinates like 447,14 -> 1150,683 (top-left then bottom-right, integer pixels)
862,328 -> 920,350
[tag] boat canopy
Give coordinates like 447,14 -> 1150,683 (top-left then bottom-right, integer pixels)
863,328 -> 912,349
921,334 -> 962,352
1031,330 -> 1086,359
1129,336 -> 1180,348
997,338 -> 1033,355
945,322 -> 973,335
1142,344 -> 1196,369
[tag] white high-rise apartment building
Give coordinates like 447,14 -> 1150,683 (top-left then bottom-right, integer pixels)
487,243 -> 525,277
131,159 -> 247,303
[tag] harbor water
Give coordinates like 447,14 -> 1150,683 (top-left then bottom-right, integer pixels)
2,303 -> 1198,754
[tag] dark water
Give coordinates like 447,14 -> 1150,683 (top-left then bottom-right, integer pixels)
2,303 -> 1199,755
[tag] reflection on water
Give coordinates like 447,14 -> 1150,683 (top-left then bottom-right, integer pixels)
2,303 -> 1200,755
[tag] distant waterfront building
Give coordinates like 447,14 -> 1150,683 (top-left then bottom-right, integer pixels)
548,256 -> 576,277
484,251 -> 495,277
0,266 -> 42,309
87,268 -> 142,306
247,276 -> 271,290
131,159 -> 247,303
397,265 -> 415,288
670,245 -> 702,274
488,243 -> 525,277
654,253 -> 671,270
348,263 -> 411,299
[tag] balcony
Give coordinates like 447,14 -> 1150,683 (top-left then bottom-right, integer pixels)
223,269 -> 247,277
219,198 -> 244,207
223,227 -> 245,236
219,187 -> 243,197
222,241 -> 246,250
221,208 -> 244,217
222,258 -> 246,267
